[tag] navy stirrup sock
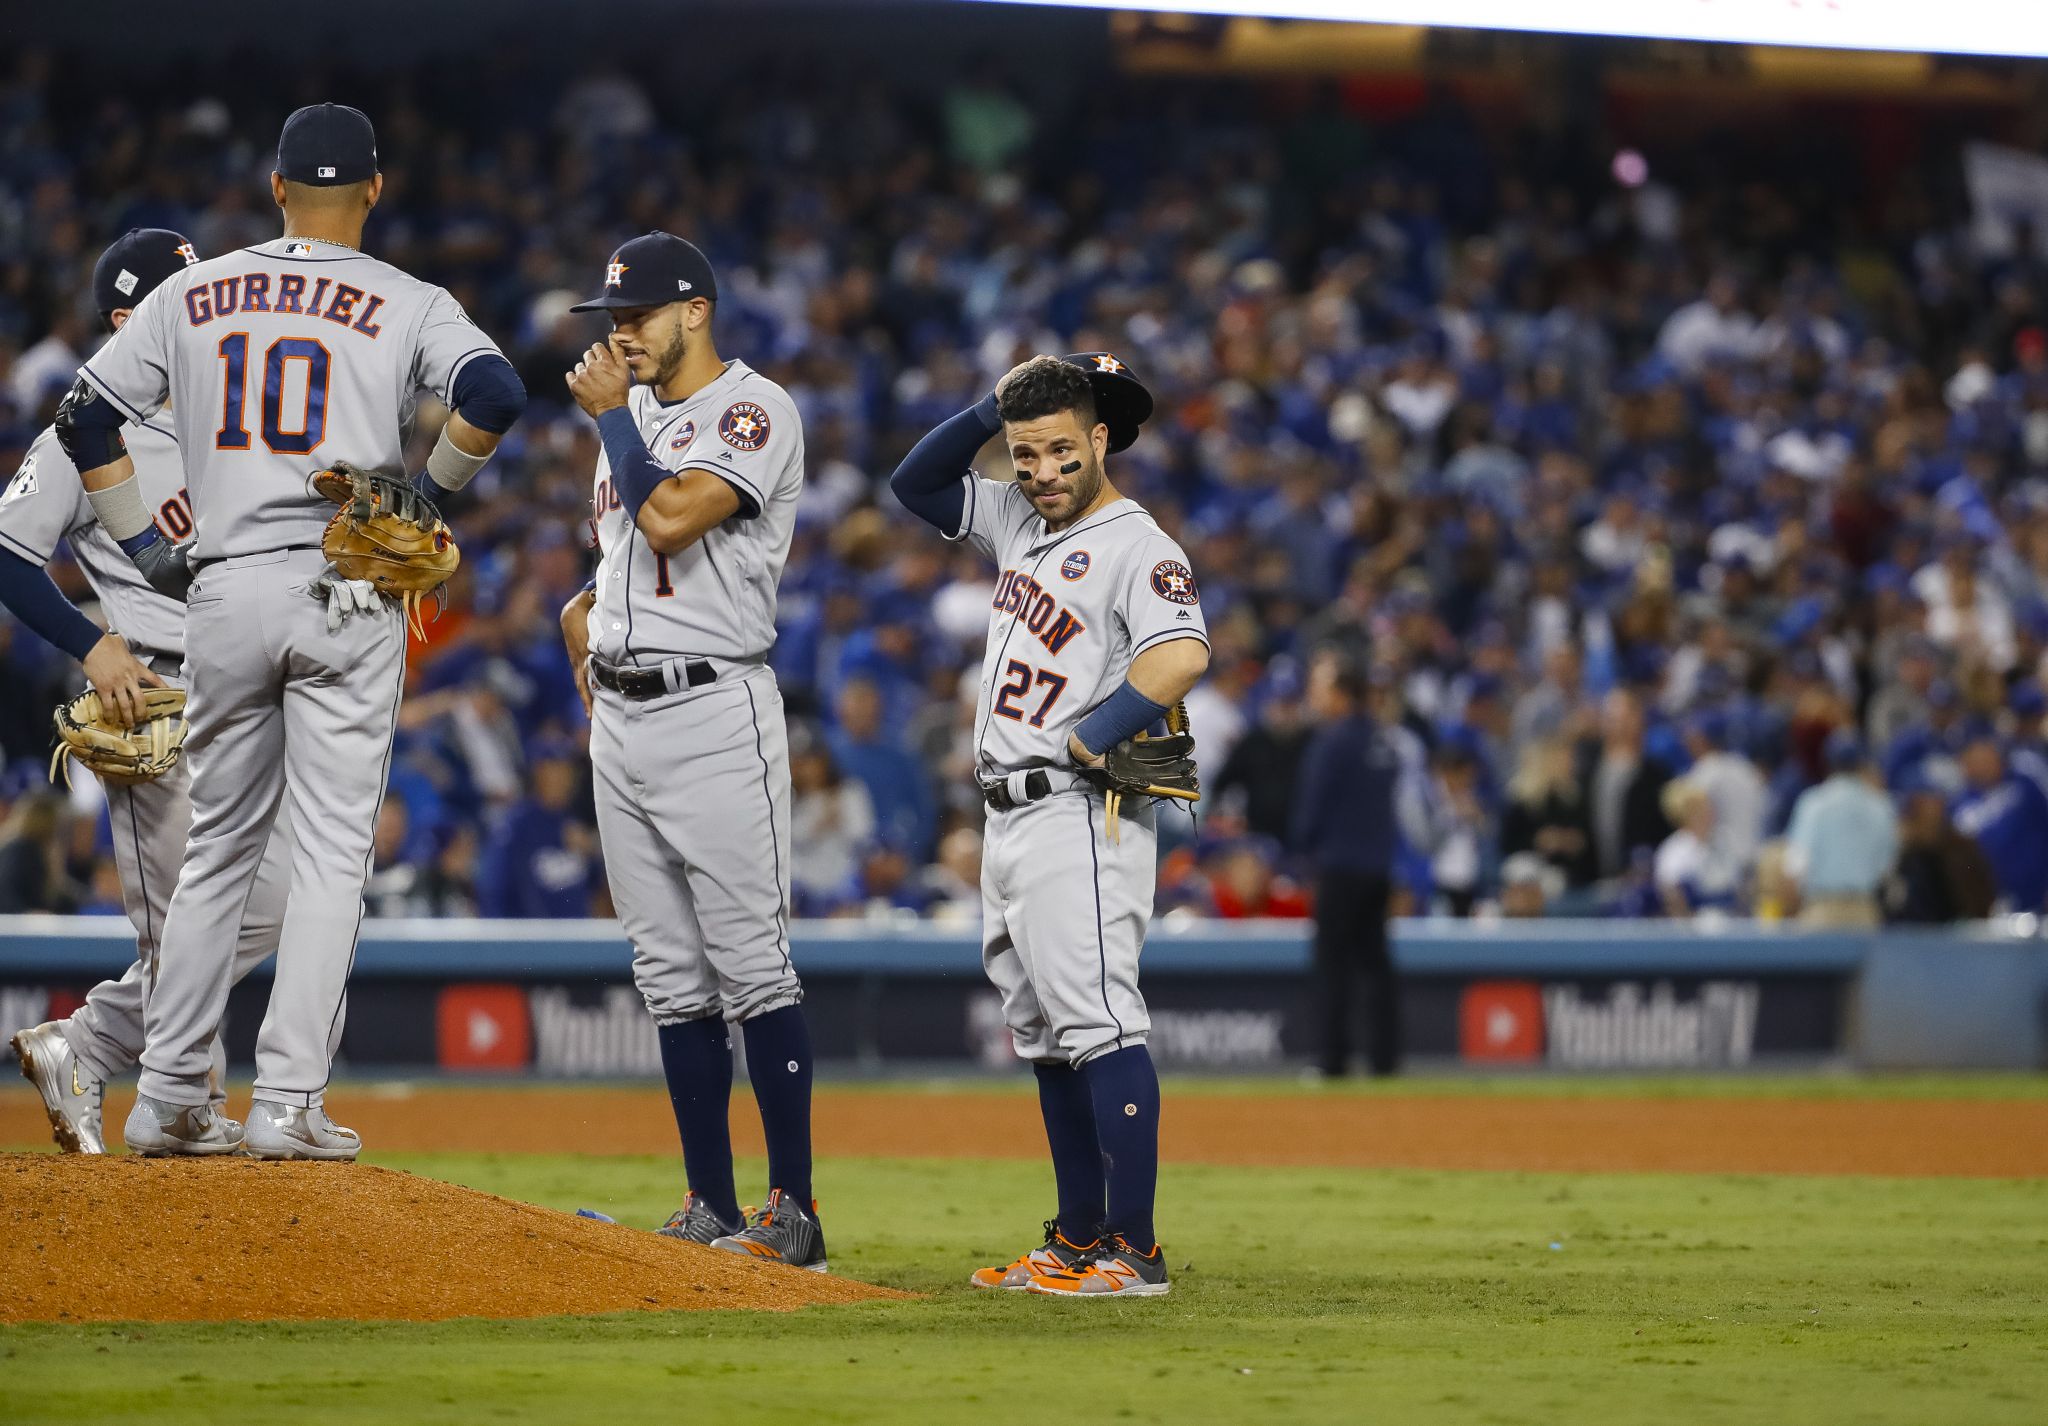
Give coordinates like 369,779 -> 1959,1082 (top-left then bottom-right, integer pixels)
1080,1045 -> 1161,1250
742,1005 -> 815,1206
1034,1061 -> 1106,1241
655,1017 -> 741,1226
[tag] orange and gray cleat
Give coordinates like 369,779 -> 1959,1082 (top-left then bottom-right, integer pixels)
969,1221 -> 1100,1290
1026,1234 -> 1171,1298
710,1188 -> 828,1273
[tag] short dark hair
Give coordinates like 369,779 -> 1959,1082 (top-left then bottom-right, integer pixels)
996,356 -> 1096,429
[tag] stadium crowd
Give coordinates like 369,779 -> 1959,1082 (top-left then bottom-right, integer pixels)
0,50 -> 2045,925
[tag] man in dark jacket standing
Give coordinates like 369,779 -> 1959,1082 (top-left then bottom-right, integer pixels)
1291,650 -> 1403,1077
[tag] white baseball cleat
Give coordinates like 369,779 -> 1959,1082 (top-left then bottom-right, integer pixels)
12,1021 -> 107,1154
243,1100 -> 362,1161
124,1093 -> 246,1156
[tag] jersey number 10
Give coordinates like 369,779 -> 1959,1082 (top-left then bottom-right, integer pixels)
216,334 -> 330,455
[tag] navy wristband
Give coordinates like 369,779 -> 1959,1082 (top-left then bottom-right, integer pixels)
1074,679 -> 1170,757
596,407 -> 670,525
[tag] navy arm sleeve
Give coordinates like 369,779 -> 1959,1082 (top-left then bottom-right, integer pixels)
448,354 -> 527,435
0,548 -> 104,662
888,393 -> 1001,533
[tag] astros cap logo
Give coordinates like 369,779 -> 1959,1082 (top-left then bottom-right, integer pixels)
1093,354 -> 1125,373
605,260 -> 629,288
174,243 -> 198,266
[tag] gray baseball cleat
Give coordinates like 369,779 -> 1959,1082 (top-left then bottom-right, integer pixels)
124,1093 -> 245,1156
11,1021 -> 107,1154
243,1100 -> 362,1161
710,1189 -> 828,1272
656,1192 -> 742,1245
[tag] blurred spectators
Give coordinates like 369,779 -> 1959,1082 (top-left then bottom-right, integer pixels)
1782,732 -> 1897,927
1,48 -> 2044,924
1887,780 -> 1998,923
1654,779 -> 1739,917
790,730 -> 878,915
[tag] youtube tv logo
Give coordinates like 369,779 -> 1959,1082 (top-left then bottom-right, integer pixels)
1459,981 -> 1544,1063
437,984 -> 532,1072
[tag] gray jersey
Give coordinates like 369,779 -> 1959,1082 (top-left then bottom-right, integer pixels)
587,360 -> 803,665
952,479 -> 1208,777
0,418 -> 192,661
78,236 -> 503,559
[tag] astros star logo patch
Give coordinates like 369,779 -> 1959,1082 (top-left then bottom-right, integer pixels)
1150,559 -> 1198,605
1093,354 -> 1125,374
605,260 -> 630,288
174,243 -> 198,266
719,401 -> 772,452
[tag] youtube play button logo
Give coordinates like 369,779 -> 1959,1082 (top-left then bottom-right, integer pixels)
437,984 -> 533,1071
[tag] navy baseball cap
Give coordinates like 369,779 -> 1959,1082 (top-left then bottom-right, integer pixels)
92,228 -> 197,319
571,232 -> 719,313
277,103 -> 378,186
1064,353 -> 1153,453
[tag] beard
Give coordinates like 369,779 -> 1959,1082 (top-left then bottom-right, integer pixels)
1030,450 -> 1104,525
648,321 -> 689,387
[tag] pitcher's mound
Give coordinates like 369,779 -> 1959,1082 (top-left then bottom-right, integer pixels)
1,1154 -> 905,1323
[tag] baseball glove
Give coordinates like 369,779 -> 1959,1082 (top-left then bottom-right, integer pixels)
1079,701 -> 1199,843
311,461 -> 460,637
49,687 -> 188,787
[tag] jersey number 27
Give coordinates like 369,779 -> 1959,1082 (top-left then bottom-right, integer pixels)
992,658 -> 1068,728
216,334 -> 329,455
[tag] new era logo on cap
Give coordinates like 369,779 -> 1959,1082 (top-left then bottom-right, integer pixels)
678,280 -> 692,292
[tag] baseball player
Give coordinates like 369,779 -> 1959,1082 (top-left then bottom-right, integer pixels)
890,354 -> 1210,1298
560,232 -> 823,1271
53,104 -> 526,1158
6,230 -> 301,1154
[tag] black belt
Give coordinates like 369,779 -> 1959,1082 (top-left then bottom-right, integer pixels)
983,770 -> 1053,812
592,658 -> 716,701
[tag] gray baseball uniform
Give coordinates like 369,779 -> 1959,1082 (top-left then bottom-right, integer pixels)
79,235 -> 502,1108
584,361 -> 803,1023
0,420 -> 302,1095
949,477 -> 1208,1065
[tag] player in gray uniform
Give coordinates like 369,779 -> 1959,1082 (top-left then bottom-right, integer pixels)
53,105 -> 526,1159
891,354 -> 1210,1297
560,232 -> 823,1271
5,230 -> 299,1154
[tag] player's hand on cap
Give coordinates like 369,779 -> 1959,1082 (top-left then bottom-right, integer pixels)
308,568 -> 386,635
565,337 -> 631,419
81,631 -> 165,729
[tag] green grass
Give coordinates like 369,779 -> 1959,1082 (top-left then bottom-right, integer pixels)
4,1148 -> 2046,1425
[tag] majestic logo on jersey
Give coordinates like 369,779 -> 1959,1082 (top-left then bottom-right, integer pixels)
669,421 -> 697,451
1092,354 -> 1126,374
605,260 -> 629,288
175,243 -> 198,265
1061,550 -> 1090,581
993,569 -> 1087,656
719,402 -> 771,452
1150,559 -> 1199,606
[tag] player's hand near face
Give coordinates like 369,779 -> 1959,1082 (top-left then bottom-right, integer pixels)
82,630 -> 164,728
561,586 -> 596,717
565,336 -> 633,418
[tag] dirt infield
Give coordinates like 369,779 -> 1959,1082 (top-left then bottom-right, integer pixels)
0,1156 -> 903,1323
7,1083 -> 2044,1177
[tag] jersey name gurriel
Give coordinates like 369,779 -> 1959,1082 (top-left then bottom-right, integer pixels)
951,477 -> 1209,779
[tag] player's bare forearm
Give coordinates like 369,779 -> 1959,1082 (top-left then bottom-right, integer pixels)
637,472 -> 741,557
443,411 -> 503,458
78,453 -> 137,493
1128,636 -> 1209,706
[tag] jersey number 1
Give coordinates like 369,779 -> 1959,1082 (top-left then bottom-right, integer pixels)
216,334 -> 331,455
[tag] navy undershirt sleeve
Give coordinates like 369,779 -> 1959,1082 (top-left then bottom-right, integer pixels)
595,408 -> 673,527
448,354 -> 527,435
0,548 -> 105,662
888,393 -> 1000,534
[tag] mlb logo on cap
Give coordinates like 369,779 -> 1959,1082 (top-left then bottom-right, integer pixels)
318,166 -> 336,178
